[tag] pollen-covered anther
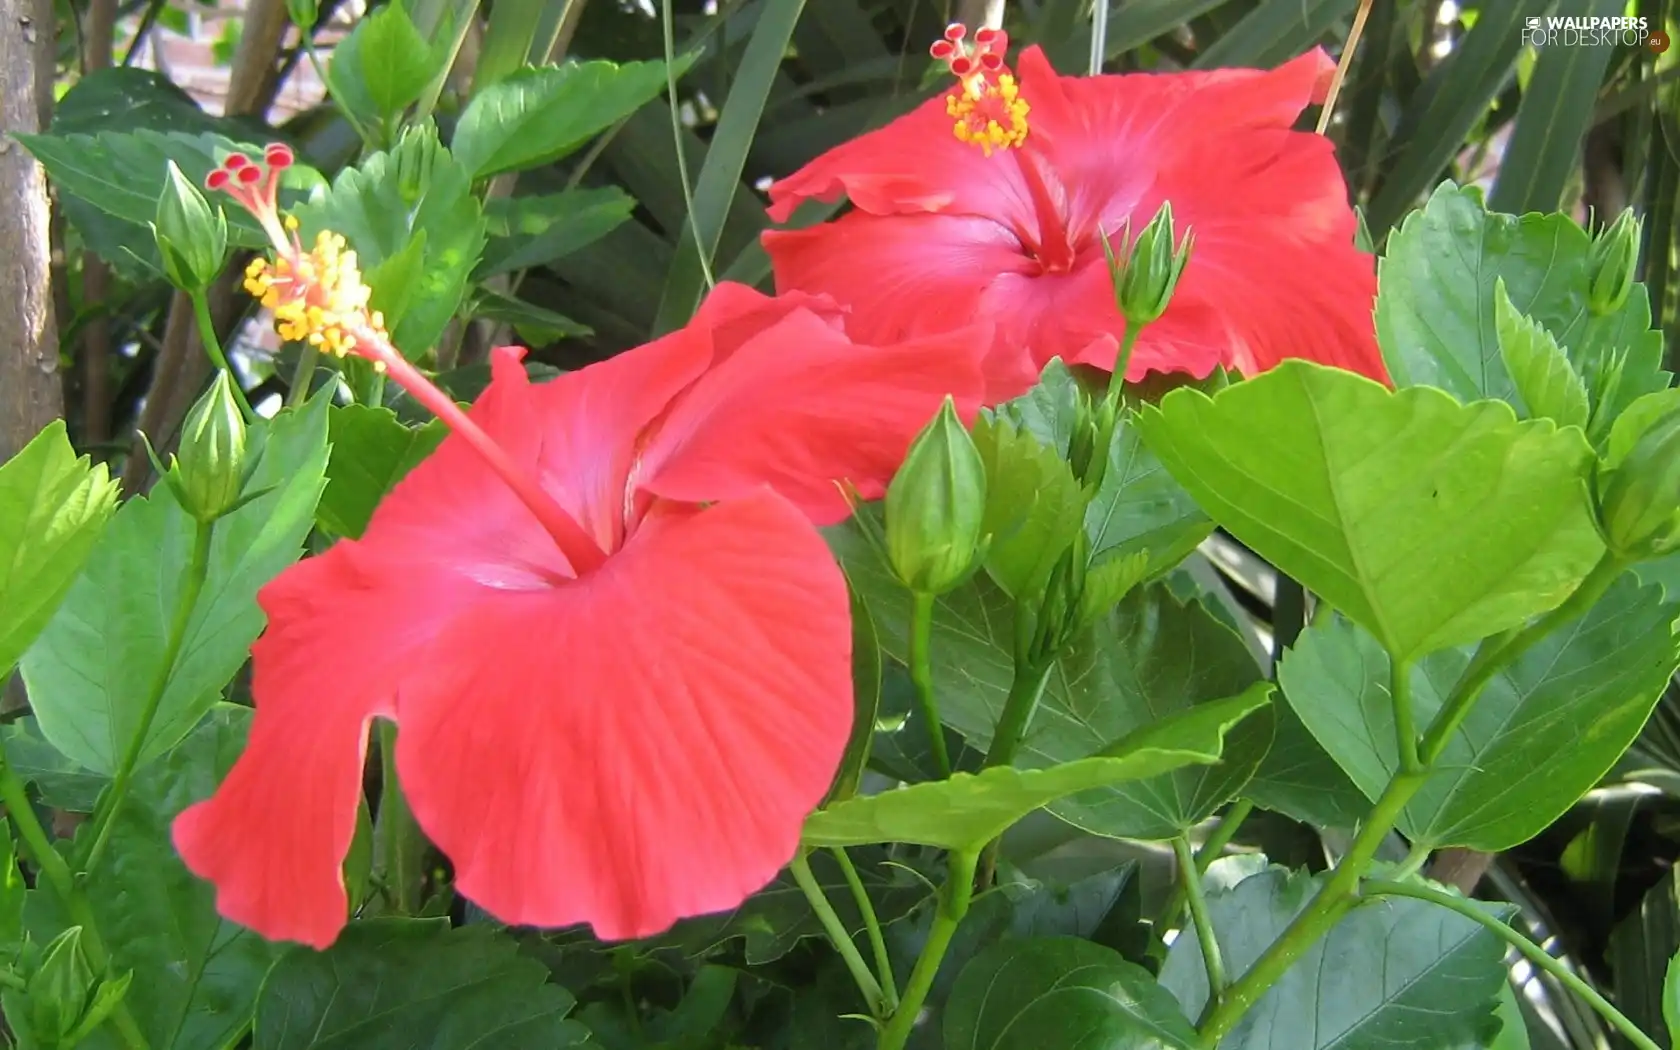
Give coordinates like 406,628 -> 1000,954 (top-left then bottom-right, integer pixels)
930,23 -> 1029,155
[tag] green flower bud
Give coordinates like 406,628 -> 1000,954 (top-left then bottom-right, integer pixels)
1103,202 -> 1194,330
153,161 -> 229,294
174,371 -> 249,523
1587,209 -> 1641,317
885,397 -> 988,595
1597,404 -> 1680,558
26,927 -> 95,1043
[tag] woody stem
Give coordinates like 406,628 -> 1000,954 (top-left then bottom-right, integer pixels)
368,342 -> 608,573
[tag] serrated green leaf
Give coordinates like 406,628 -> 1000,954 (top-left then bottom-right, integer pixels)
1281,573 -> 1680,850
971,414 -> 1085,600
1160,868 -> 1508,1050
1139,359 -> 1604,661
1085,418 -> 1212,580
802,689 -> 1267,849
0,421 -> 119,677
1495,278 -> 1589,429
253,919 -> 591,1049
327,4 -> 441,123
453,56 -> 693,180
21,394 -> 330,775
946,936 -> 1197,1050
997,359 -> 1082,457
476,187 -> 636,277
319,405 -> 446,539
24,707 -> 282,1050
292,127 -> 485,358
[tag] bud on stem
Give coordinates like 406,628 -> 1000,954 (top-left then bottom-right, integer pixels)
153,161 -> 229,294
885,397 -> 989,595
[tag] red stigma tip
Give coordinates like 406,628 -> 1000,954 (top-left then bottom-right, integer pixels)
224,153 -> 250,171
930,39 -> 955,60
236,164 -> 262,185
949,55 -> 974,76
980,52 -> 1003,71
206,169 -> 230,191
265,143 -> 294,169
944,23 -> 966,41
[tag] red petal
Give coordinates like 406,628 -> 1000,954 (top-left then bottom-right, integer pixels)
172,544 -> 480,949
393,492 -> 854,939
638,301 -> 994,523
764,95 -> 1033,226
763,213 -> 1036,402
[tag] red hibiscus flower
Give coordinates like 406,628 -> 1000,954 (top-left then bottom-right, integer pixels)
762,28 -> 1384,400
174,151 -> 990,949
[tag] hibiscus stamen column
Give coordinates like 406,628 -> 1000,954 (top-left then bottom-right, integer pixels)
205,146 -> 608,574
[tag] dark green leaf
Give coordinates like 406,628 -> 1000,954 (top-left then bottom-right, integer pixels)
476,187 -> 636,276
453,57 -> 692,180
802,689 -> 1269,849
1241,696 -> 1369,830
0,421 -> 119,676
21,394 -> 330,774
319,405 -> 446,539
1191,0 -> 1359,69
26,707 -> 282,1050
831,578 -> 884,803
467,289 -> 592,344
946,937 -> 1197,1050
1609,871 -> 1680,1049
293,127 -> 486,358
1280,573 -> 1680,849
1487,0 -> 1626,215
2,719 -> 106,813
1160,868 -> 1507,1050
1085,419 -> 1212,581
1139,359 -> 1604,661
253,918 -> 590,1049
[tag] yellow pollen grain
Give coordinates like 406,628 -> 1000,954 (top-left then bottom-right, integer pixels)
241,228 -> 390,358
946,73 -> 1029,156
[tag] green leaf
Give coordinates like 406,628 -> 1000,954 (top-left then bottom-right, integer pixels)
830,577 -> 884,803
1487,0 -> 1626,215
652,0 -> 805,331
802,689 -> 1268,849
467,289 -> 591,344
293,127 -> 486,358
838,524 -> 1272,839
1085,418 -> 1213,581
996,359 -> 1082,457
26,707 -> 282,1050
1376,183 -> 1670,443
17,129 -> 281,274
252,918 -> 591,1049
453,57 -> 691,180
326,3 -> 440,124
1241,697 -> 1370,830
1665,947 -> 1680,1049
1190,0 -> 1359,69
1495,277 -> 1590,429
1280,572 -> 1680,850
319,405 -> 445,539
476,187 -> 636,277
1160,868 -> 1507,1050
945,936 -> 1197,1050
1609,871 -> 1680,1048
21,394 -> 330,775
1138,359 -> 1604,662
0,421 -> 119,676
972,414 -> 1086,599
656,846 -> 928,965
3,718 -> 106,812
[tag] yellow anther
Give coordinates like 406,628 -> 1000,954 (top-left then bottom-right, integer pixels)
241,225 -> 390,358
945,73 -> 1029,156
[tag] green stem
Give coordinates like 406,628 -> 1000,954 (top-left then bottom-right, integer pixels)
1419,553 -> 1626,765
907,591 -> 950,780
791,851 -> 885,1015
1364,879 -> 1661,1050
82,520 -> 214,876
878,850 -> 979,1050
190,291 -> 257,424
1105,324 -> 1143,406
287,343 -> 319,408
1175,836 -> 1226,997
1197,769 -> 1428,1044
1391,657 -> 1421,773
660,0 -> 714,290
0,756 -> 151,1049
373,721 -> 423,913
833,847 -> 898,1011
976,660 -> 1054,886
1157,801 -> 1254,931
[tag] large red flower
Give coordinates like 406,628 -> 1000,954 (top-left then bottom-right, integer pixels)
763,36 -> 1384,400
172,281 -> 989,949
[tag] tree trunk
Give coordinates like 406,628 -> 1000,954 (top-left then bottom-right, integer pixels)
0,0 -> 64,464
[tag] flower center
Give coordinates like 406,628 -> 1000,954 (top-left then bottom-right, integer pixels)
931,24 -> 1029,156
